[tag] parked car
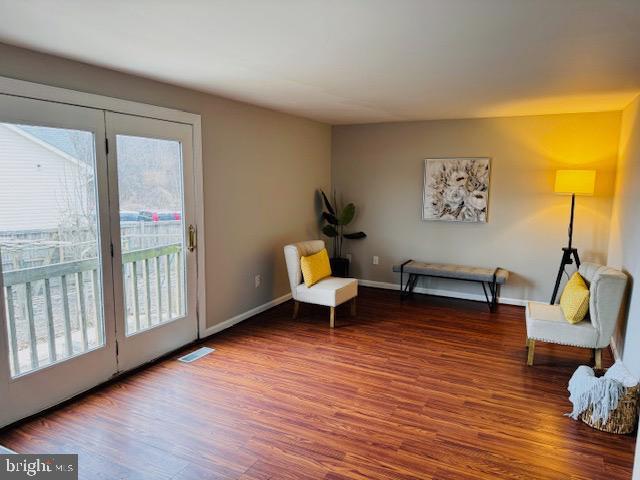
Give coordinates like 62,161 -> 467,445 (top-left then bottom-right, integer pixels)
157,211 -> 181,221
120,210 -> 140,222
133,210 -> 181,222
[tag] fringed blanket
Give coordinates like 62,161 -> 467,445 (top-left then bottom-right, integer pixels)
566,365 -> 624,423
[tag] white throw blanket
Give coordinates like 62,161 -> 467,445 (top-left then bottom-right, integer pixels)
604,361 -> 639,387
566,364 -> 627,422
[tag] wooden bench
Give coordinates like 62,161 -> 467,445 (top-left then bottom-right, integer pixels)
392,260 -> 509,312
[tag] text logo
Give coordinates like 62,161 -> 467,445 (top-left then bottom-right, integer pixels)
0,454 -> 77,479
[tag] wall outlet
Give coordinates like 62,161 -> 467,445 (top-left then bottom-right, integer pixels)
345,253 -> 352,262
373,256 -> 379,265
254,274 -> 261,288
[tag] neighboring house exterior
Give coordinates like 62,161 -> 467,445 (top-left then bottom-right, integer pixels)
0,123 -> 92,232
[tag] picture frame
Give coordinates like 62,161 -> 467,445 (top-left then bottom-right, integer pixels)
422,157 -> 491,223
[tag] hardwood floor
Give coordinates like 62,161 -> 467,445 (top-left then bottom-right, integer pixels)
0,287 -> 636,479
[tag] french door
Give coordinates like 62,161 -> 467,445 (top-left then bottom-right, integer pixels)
105,112 -> 197,372
0,95 -> 198,427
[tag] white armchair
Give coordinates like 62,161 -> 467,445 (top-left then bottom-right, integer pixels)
525,262 -> 627,368
284,240 -> 358,328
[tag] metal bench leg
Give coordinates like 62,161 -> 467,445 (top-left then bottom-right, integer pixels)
402,273 -> 416,299
481,282 -> 492,312
409,274 -> 418,296
490,272 -> 498,312
399,260 -> 412,300
481,280 -> 499,313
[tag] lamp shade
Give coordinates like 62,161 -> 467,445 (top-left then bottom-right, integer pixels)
554,170 -> 596,195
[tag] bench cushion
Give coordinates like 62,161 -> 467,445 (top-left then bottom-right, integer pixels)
392,261 -> 509,284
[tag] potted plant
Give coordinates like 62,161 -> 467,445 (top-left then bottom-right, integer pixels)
320,190 -> 366,277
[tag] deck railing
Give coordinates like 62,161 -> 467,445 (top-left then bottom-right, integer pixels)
3,243 -> 183,377
122,244 -> 183,334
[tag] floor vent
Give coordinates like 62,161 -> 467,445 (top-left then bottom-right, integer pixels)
178,347 -> 214,363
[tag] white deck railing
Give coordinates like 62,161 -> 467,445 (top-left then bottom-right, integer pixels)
3,243 -> 183,377
122,244 -> 184,334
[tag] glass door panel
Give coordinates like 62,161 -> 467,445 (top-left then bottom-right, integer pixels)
0,123 -> 105,376
115,135 -> 186,336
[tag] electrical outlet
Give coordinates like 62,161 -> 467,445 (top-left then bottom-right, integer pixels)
254,274 -> 261,288
373,256 -> 379,265
345,253 -> 352,262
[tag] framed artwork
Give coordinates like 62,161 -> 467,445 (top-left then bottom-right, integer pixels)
422,157 -> 491,222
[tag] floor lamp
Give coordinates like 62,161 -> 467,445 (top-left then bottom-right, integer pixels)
550,169 -> 596,304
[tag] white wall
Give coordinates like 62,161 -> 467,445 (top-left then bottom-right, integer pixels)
634,431 -> 640,480
332,112 -> 621,303
0,42 -> 332,329
608,93 -> 640,379
634,429 -> 640,480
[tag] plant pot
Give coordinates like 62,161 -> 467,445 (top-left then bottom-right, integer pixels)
330,257 -> 350,278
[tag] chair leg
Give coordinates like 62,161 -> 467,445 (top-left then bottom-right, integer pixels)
350,298 -> 357,317
330,306 -> 335,328
527,339 -> 535,366
292,300 -> 299,319
594,348 -> 602,370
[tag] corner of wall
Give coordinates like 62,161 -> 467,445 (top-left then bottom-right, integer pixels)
608,93 -> 640,381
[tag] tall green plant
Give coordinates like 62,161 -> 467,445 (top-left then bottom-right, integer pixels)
320,190 -> 366,258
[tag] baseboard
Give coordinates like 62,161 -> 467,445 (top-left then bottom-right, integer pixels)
199,279 -> 525,339
200,292 -> 292,338
358,278 -> 527,307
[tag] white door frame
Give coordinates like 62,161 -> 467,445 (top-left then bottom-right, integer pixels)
0,75 -> 207,339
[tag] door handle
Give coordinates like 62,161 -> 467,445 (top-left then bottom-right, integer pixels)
188,224 -> 197,252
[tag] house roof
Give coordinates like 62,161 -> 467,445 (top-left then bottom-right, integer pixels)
15,124 -> 93,164
1,123 -> 91,171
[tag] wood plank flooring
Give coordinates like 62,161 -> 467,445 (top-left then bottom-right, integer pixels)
0,287 -> 636,479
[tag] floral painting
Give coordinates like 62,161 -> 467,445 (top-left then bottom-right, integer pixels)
423,158 -> 490,222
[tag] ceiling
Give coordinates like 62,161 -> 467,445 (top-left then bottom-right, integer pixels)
1,0 -> 640,124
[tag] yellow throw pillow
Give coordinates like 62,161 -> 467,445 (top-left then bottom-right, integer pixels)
300,248 -> 332,287
560,272 -> 590,324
